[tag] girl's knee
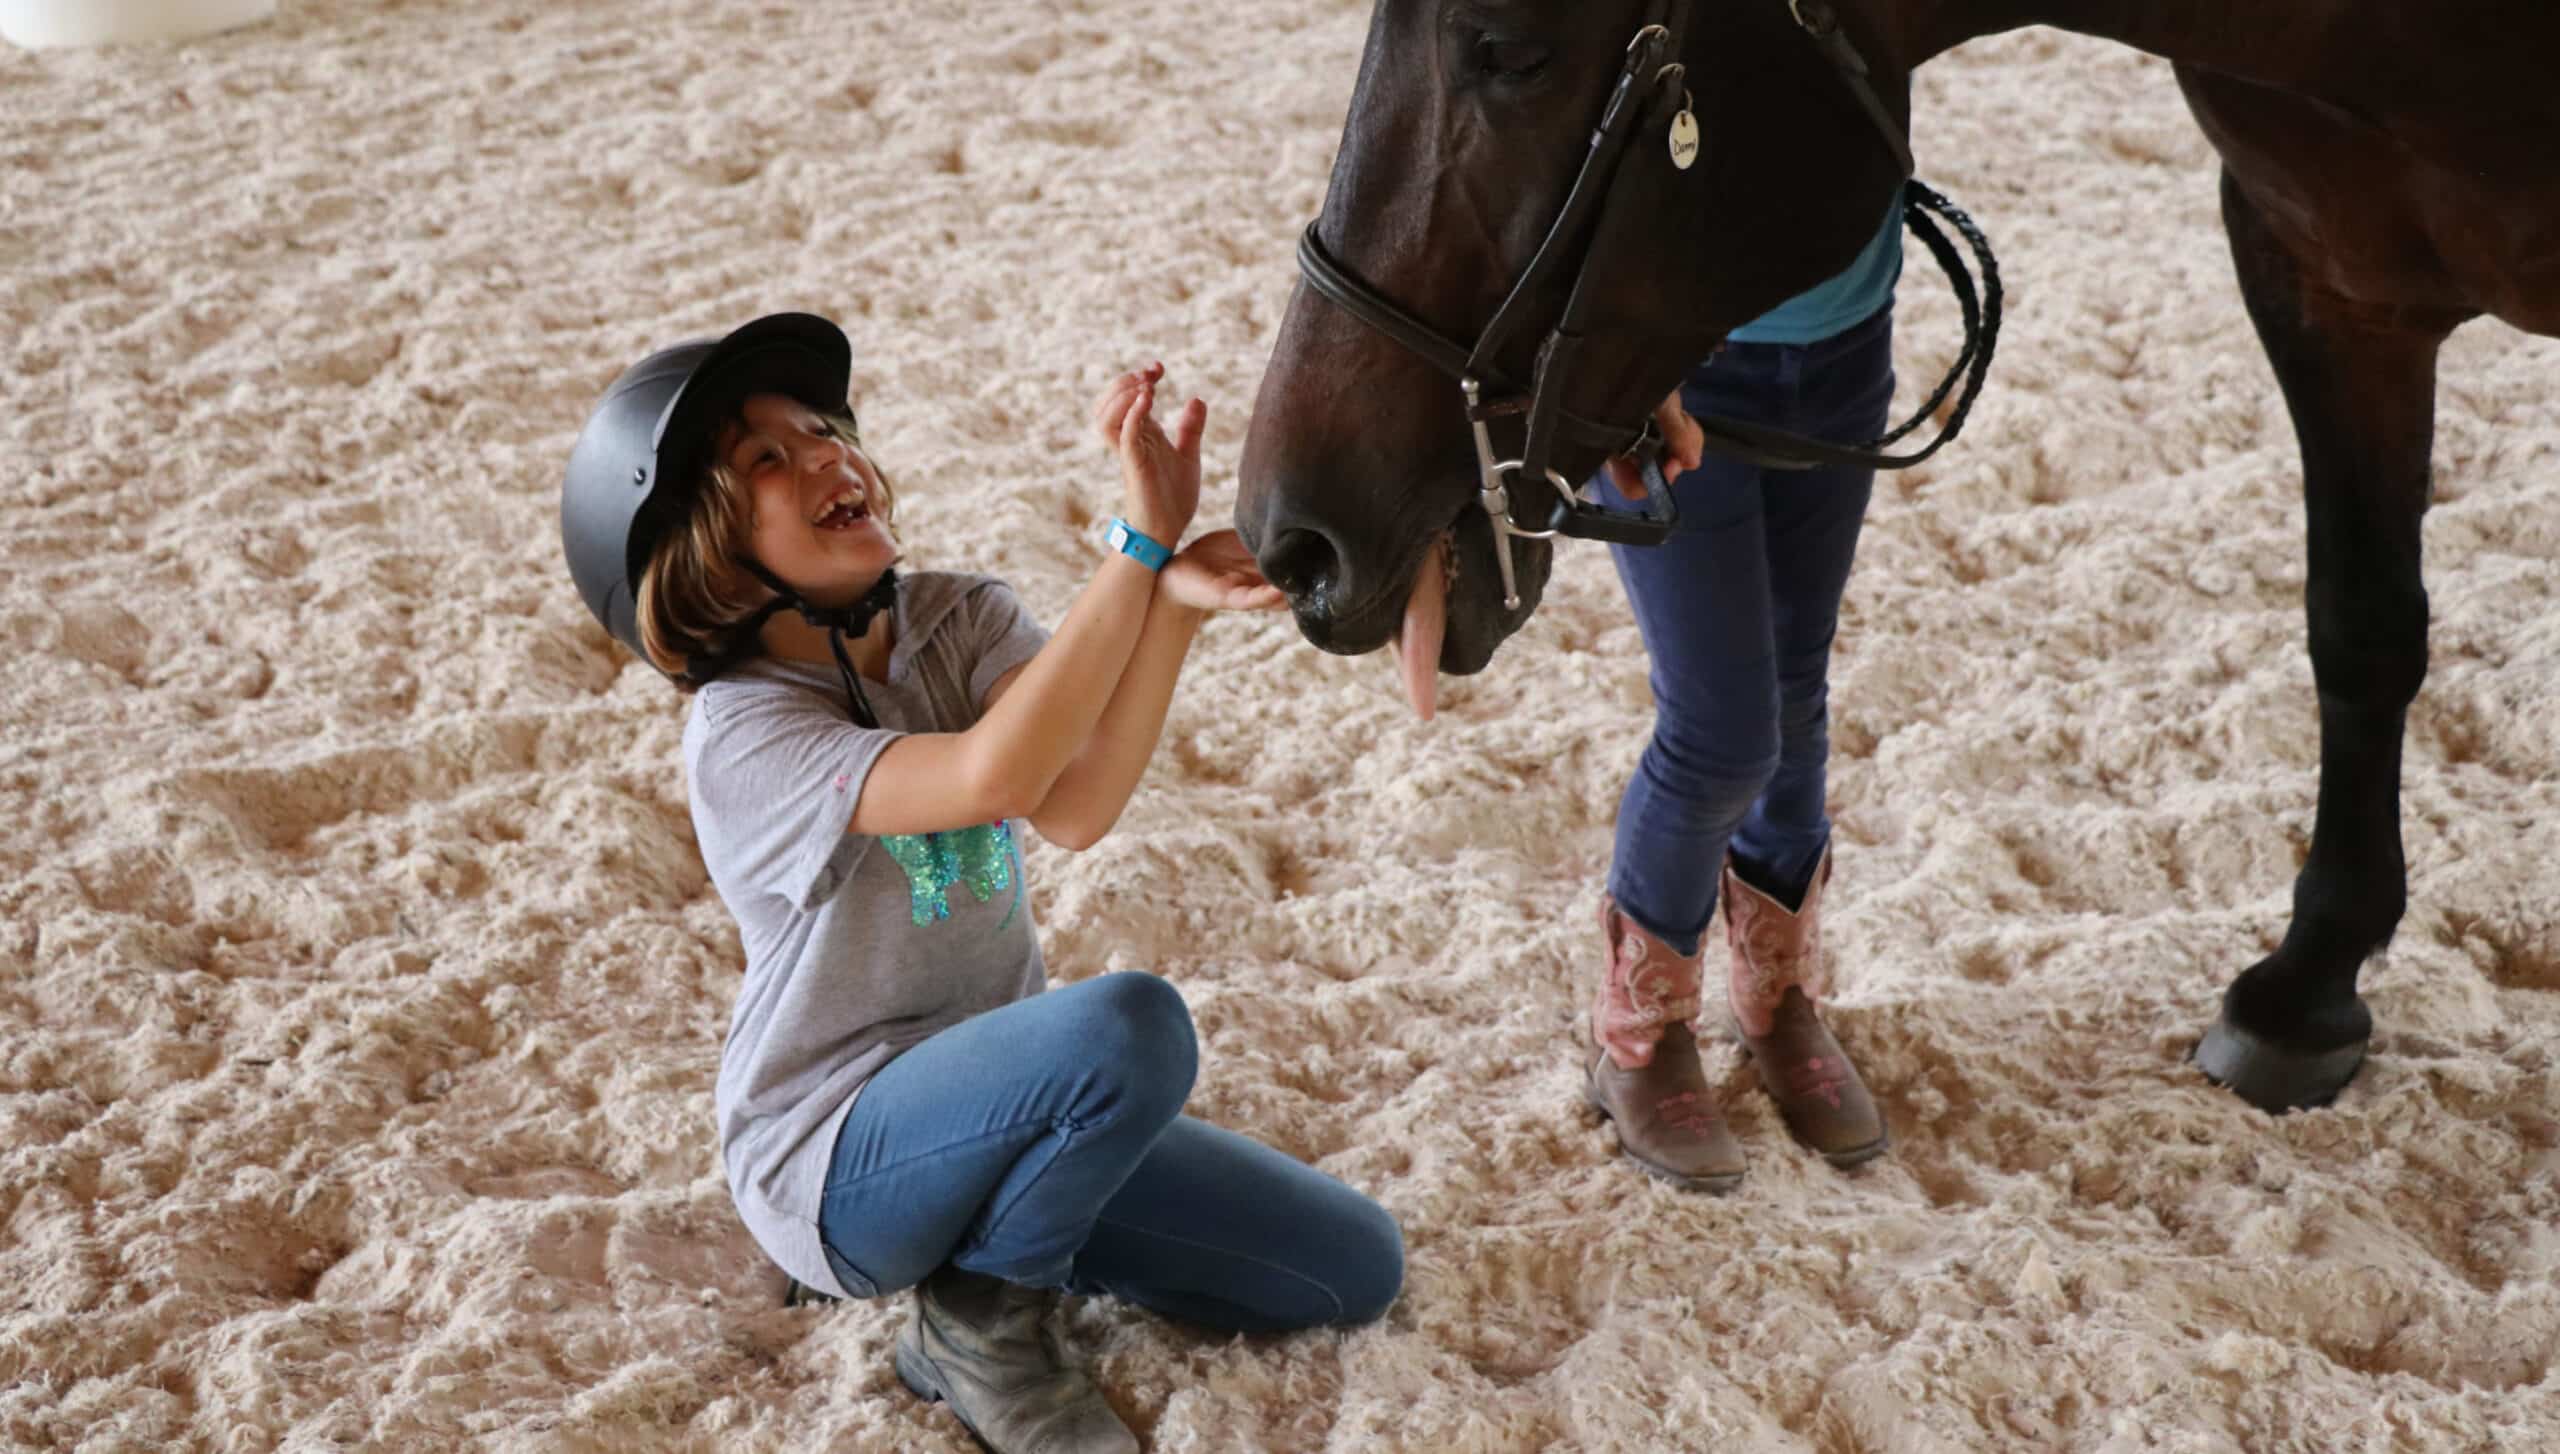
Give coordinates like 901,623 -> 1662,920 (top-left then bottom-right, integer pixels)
1081,970 -> 1194,1050
1063,972 -> 1197,1104
1328,1197 -> 1405,1326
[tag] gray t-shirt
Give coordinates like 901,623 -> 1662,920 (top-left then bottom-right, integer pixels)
683,571 -> 1050,1297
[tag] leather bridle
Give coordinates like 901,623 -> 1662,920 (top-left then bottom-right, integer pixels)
1294,0 -> 2003,609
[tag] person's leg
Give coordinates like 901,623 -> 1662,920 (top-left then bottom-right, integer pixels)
817,971 -> 1198,1298
825,975 -> 1195,1454
1603,346 -> 1794,956
1728,306 -> 1897,908
1706,305 -> 1897,1168
1583,346 -> 1794,1189
1066,1117 -> 1402,1335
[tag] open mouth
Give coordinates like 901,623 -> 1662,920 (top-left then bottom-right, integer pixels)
1265,501 -> 1549,715
811,488 -> 871,530
1381,509 -> 1547,720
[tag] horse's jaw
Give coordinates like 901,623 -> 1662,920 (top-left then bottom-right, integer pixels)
1436,503 -> 1547,678
1266,493 -> 1548,712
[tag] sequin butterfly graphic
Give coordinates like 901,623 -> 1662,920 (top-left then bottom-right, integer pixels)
881,821 -> 1023,928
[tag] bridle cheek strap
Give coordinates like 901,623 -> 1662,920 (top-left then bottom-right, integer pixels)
1455,3 -> 1696,607
1460,8 -> 1686,391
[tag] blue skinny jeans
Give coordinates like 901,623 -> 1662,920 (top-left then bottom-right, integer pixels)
816,971 -> 1403,1334
1602,304 -> 1895,955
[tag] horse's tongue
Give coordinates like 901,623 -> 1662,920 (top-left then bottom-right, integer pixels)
1390,539 -> 1447,721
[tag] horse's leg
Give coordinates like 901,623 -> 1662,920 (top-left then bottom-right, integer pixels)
2192,167 -> 2458,1112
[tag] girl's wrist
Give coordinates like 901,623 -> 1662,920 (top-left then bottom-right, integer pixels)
1103,517 -> 1177,577
1150,576 -> 1209,617
1118,513 -> 1184,554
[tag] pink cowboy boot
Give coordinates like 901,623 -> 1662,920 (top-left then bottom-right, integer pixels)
1722,849 -> 1887,1167
1586,895 -> 1745,1193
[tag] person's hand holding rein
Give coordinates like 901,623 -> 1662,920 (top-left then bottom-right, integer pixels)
1093,361 -> 1202,548
1603,389 -> 1707,501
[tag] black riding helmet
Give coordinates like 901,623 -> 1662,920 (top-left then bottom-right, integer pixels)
560,312 -> 897,717
561,312 -> 852,659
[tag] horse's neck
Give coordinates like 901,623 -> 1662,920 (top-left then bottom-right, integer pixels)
1893,0 -> 2371,89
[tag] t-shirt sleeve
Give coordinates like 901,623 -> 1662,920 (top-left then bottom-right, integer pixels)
687,686 -> 900,913
964,578 -> 1051,714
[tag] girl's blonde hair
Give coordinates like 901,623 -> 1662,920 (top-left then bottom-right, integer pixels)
635,407 -> 897,688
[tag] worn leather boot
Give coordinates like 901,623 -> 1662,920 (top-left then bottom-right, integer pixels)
893,1266 -> 1138,1454
1585,894 -> 1746,1193
1722,848 -> 1887,1168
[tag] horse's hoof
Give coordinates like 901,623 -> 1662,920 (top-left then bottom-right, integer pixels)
2192,1016 -> 2366,1112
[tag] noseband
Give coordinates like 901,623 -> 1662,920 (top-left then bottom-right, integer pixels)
1295,0 -> 2003,609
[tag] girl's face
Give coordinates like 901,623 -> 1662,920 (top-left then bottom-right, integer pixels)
722,392 -> 899,605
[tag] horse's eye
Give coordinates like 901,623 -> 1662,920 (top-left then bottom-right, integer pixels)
1473,36 -> 1550,82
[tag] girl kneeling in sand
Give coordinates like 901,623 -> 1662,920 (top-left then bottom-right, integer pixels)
561,314 -> 1402,1454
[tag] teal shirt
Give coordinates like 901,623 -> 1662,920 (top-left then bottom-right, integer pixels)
1726,187 -> 1904,346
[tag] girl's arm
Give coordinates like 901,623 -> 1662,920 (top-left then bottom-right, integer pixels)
842,368 -> 1202,838
846,555 -> 1157,837
1018,593 -> 1197,850
1018,531 -> 1280,849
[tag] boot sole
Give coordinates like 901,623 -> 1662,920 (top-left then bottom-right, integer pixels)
783,1278 -> 840,1309
1815,1131 -> 1890,1171
1583,1081 -> 1745,1195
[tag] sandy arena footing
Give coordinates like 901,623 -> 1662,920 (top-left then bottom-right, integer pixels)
3,2 -> 2555,1449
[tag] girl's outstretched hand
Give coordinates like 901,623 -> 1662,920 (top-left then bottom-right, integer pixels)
1092,361 -> 1203,547
1160,529 -> 1287,614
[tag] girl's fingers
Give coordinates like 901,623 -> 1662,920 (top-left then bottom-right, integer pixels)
1169,397 -> 1207,458
1098,362 -> 1182,452
1095,371 -> 1144,443
1097,391 -> 1133,445
1656,390 -> 1704,482
1094,364 -> 1163,434
1120,382 -> 1152,453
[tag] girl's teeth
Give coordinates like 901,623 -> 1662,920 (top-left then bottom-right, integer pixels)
813,494 -> 866,526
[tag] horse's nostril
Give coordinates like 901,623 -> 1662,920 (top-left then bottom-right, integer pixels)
1259,526 -> 1341,601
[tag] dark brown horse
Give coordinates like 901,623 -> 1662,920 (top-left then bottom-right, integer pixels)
1235,0 -> 2560,1112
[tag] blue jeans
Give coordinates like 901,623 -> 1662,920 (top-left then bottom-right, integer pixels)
1601,305 -> 1895,955
816,972 -> 1403,1334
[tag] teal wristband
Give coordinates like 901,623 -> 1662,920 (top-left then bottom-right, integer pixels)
1105,517 -> 1173,572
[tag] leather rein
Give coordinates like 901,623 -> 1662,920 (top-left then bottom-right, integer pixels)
1294,0 -> 2003,608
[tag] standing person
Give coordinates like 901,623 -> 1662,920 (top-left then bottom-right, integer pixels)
561,315 -> 1402,1454
1583,191 -> 1904,1191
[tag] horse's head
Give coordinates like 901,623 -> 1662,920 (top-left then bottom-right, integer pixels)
1239,0 -> 1913,706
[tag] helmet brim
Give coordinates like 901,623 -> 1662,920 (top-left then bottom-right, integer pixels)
650,312 -> 854,500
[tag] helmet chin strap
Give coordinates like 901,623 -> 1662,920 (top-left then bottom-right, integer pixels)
734,561 -> 901,727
